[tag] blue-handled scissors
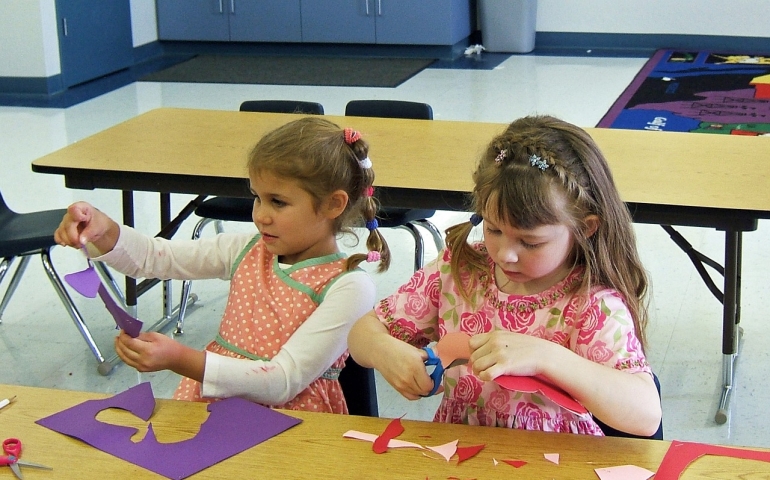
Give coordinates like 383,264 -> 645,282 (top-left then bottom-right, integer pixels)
1,438 -> 52,479
421,347 -> 468,397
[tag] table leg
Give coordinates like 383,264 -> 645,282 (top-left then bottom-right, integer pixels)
715,230 -> 742,424
121,190 -> 137,317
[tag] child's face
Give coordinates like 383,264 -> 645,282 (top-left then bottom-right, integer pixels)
249,171 -> 339,264
482,214 -> 575,295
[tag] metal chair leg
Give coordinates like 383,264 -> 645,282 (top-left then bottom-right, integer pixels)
176,216 -> 217,335
413,219 -> 445,253
398,223 -> 425,271
0,256 -> 29,320
94,261 -> 127,308
40,248 -> 107,367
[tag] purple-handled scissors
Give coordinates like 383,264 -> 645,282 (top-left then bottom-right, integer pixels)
1,438 -> 52,479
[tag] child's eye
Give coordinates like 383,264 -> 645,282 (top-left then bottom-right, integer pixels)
271,199 -> 286,207
485,226 -> 501,236
521,240 -> 541,250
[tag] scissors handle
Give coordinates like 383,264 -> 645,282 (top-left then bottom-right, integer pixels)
421,347 -> 444,397
2,438 -> 21,460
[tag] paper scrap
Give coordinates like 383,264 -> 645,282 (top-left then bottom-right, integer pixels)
342,430 -> 422,449
655,440 -> 770,479
426,439 -> 458,462
502,459 -> 527,468
494,375 -> 587,415
544,453 -> 560,464
594,465 -> 654,480
456,444 -> 485,464
435,332 -> 472,368
373,417 -> 405,454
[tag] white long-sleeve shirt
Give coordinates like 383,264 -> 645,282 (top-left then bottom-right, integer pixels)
96,225 -> 376,404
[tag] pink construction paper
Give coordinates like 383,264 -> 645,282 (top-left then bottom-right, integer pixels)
494,375 -> 588,415
426,439 -> 458,461
544,452 -> 560,464
342,430 -> 423,449
435,332 -> 472,368
36,382 -> 301,479
594,464 -> 654,480
655,440 -> 770,479
65,263 -> 143,337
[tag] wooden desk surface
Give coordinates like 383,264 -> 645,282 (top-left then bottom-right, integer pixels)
31,108 -> 770,215
2,384 -> 770,479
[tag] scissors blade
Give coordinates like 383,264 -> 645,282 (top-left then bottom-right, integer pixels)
17,460 -> 52,470
10,462 -> 23,480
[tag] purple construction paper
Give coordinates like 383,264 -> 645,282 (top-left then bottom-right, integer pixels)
36,382 -> 302,480
64,266 -> 101,298
97,284 -> 143,337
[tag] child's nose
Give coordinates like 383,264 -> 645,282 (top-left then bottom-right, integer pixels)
253,203 -> 269,224
500,246 -> 519,263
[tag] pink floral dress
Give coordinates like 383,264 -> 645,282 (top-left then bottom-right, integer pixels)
174,237 -> 349,414
375,244 -> 651,435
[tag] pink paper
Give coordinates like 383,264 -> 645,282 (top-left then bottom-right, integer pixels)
342,430 -> 423,449
435,332 -> 472,368
36,382 -> 301,479
544,452 -> 560,464
494,375 -> 587,415
594,464 -> 654,480
426,439 -> 458,461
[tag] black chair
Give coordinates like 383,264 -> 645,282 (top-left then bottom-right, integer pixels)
594,372 -> 664,440
339,356 -> 379,417
175,100 -> 325,335
0,191 -> 111,371
344,100 -> 445,271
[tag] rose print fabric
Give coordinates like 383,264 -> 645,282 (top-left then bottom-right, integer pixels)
174,237 -> 349,414
375,244 -> 651,435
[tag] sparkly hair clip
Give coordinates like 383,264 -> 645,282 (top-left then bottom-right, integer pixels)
529,154 -> 549,171
494,149 -> 507,164
344,128 -> 362,144
469,214 -> 483,226
366,251 -> 381,263
359,156 -> 372,169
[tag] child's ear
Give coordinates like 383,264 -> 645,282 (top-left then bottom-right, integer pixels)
583,214 -> 600,238
324,190 -> 349,219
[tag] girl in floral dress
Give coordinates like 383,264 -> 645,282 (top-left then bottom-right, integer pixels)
55,117 -> 389,414
349,115 -> 662,436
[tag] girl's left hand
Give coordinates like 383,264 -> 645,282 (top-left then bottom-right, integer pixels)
468,331 -> 555,381
114,330 -> 180,372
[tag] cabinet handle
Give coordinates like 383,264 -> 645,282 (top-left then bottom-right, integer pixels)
365,0 -> 370,16
377,0 -> 381,15
230,0 -> 235,14
62,17 -> 68,36
218,0 -> 223,13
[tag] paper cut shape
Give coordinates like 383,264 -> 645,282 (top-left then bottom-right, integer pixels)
426,439 -> 458,461
65,259 -> 143,337
435,332 -> 472,368
655,440 -> 770,479
502,459 -> 527,468
493,458 -> 499,466
36,382 -> 301,479
594,464 -> 654,480
494,375 -> 588,415
342,430 -> 423,449
373,417 -> 405,454
544,453 -> 560,464
456,444 -> 485,464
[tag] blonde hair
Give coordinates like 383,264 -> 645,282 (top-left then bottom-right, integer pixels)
445,115 -> 649,350
247,116 -> 390,272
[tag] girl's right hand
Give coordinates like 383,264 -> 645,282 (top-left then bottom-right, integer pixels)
54,202 -> 120,253
375,340 -> 435,400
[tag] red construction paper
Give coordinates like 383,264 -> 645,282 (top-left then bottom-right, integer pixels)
494,375 -> 587,415
456,444 -> 485,464
502,459 -> 527,468
373,417 -> 405,454
655,440 -> 770,479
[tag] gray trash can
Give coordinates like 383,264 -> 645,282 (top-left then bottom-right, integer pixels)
479,0 -> 537,53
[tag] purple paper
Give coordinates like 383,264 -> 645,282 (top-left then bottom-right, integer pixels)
64,265 -> 101,298
36,382 -> 302,479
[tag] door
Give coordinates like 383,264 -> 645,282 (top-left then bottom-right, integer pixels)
156,0 -> 230,41
300,0 -> 375,43
229,1 -> 302,42
56,0 -> 133,88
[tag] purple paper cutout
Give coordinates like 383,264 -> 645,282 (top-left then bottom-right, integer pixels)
65,260 -> 144,337
36,382 -> 302,480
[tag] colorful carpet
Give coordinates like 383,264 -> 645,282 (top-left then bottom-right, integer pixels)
597,49 -> 770,135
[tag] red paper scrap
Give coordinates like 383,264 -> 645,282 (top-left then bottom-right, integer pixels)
502,459 -> 527,468
373,417 -> 405,454
655,440 -> 770,479
456,444 -> 485,464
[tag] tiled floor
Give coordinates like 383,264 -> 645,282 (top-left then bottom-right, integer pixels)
2,53 -> 769,448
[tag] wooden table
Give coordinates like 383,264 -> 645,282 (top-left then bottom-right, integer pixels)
31,108 -> 770,423
2,383 -> 769,479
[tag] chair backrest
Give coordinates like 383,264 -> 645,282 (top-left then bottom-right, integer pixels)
338,356 -> 378,417
344,100 -> 433,120
239,100 -> 324,115
594,372 -> 664,440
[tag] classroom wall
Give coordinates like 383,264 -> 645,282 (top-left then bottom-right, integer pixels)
0,0 -> 767,78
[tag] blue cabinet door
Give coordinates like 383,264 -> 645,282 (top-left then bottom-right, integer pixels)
229,1 -> 302,42
375,0 -> 472,45
55,0 -> 133,88
156,0 -> 230,41
301,0 -> 375,43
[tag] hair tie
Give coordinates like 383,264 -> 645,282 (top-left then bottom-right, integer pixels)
344,128 -> 362,144
364,186 -> 374,197
494,149 -> 507,164
469,214 -> 483,226
366,251 -> 381,263
365,219 -> 379,230
358,156 -> 372,169
529,154 -> 549,171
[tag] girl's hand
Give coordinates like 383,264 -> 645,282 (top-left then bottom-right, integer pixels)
54,202 -> 120,252
114,331 -> 182,372
468,331 -> 555,381
376,340 -> 435,400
